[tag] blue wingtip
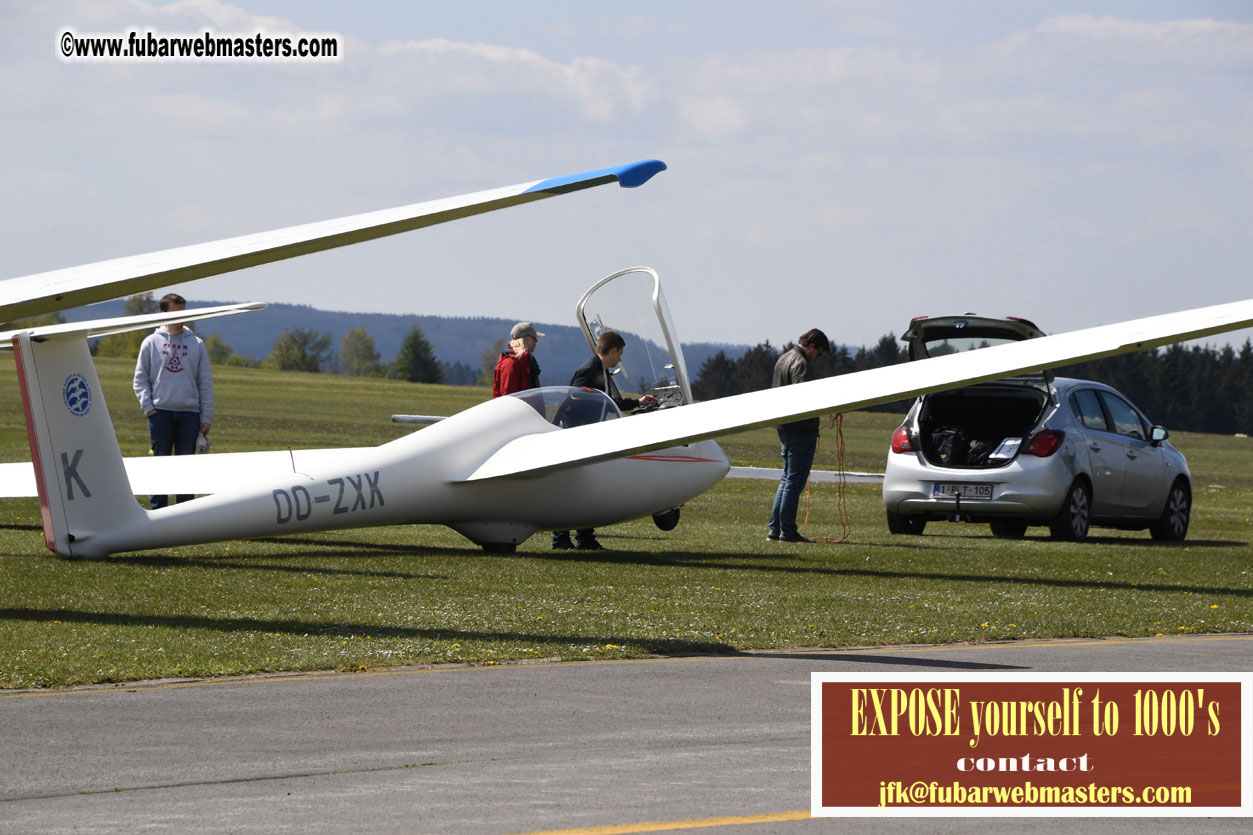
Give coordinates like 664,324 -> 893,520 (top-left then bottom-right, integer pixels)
525,159 -> 667,194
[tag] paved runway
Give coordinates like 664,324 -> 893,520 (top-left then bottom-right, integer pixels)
1,634 -> 1249,834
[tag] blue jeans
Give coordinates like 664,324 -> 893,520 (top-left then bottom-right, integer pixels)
768,431 -> 817,537
147,409 -> 200,509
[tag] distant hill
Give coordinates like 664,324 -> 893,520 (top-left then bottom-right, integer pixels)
60,300 -> 750,387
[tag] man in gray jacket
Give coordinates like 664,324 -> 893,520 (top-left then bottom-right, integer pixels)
133,293 -> 214,508
767,328 -> 830,543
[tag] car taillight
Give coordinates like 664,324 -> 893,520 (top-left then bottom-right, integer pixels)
890,426 -> 915,453
1022,429 -> 1064,457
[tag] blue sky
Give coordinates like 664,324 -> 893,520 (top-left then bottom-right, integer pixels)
3,1 -> 1250,350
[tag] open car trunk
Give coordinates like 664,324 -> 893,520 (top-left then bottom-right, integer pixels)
918,385 -> 1050,468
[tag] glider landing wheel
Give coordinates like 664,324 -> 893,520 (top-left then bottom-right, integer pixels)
482,543 -> 517,555
652,507 -> 681,531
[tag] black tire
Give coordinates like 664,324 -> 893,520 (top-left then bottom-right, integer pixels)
886,509 -> 926,535
989,518 -> 1028,538
1149,480 -> 1190,542
652,507 -> 681,531
1048,479 -> 1091,541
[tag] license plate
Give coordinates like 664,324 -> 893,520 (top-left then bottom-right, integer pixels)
933,483 -> 992,499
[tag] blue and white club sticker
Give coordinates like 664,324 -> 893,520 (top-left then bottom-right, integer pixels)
62,373 -> 92,416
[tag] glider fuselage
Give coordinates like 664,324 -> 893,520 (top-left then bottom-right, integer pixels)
36,384 -> 728,558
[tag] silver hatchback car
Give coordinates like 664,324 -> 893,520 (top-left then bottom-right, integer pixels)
882,315 -> 1192,541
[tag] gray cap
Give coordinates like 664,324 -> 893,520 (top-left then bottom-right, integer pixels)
510,322 -> 545,340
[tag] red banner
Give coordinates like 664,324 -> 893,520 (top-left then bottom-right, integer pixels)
812,673 -> 1250,816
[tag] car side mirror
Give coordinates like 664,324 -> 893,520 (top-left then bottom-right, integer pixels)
1149,425 -> 1169,445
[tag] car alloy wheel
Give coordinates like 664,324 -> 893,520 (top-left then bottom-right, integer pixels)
1048,480 -> 1090,541
1149,480 -> 1190,542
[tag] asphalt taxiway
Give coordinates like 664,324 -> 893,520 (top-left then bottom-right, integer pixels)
1,634 -> 1249,834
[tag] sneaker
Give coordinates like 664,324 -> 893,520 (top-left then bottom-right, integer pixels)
575,535 -> 604,551
551,532 -> 575,550
778,532 -> 814,543
766,527 -> 781,541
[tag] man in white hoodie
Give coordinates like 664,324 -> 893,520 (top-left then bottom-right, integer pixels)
133,293 -> 215,509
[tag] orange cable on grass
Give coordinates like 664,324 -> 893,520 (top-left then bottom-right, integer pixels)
798,412 -> 852,543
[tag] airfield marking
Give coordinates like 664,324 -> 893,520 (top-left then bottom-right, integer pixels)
3,634 -> 1250,701
510,810 -> 810,834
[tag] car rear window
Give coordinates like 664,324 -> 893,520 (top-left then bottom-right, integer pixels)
919,334 -> 1021,358
1070,390 -> 1108,431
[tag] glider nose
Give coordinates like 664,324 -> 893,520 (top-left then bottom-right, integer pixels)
706,438 -> 730,471
689,438 -> 731,488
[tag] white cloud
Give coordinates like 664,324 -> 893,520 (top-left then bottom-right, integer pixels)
540,15 -> 689,40
681,47 -> 937,94
5,2 -> 1251,351
1038,14 -> 1253,49
125,0 -> 295,32
2,167 -> 79,196
141,92 -> 248,125
819,204 -> 867,226
378,38 -> 650,123
164,201 -> 237,236
676,94 -> 749,140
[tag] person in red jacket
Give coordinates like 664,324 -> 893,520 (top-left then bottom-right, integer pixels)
491,322 -> 544,397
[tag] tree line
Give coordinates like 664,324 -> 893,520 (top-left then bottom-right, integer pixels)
15,292 -> 504,386
18,293 -> 1250,433
692,335 -> 1253,435
692,335 -> 904,400
31,293 -> 462,384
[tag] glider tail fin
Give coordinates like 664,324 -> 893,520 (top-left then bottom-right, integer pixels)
13,331 -> 146,557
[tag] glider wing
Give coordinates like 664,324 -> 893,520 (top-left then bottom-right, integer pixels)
0,302 -> 266,346
0,448 -> 369,498
462,297 -> 1253,481
0,160 -> 666,323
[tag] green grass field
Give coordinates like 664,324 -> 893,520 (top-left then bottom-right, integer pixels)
1,357 -> 1250,688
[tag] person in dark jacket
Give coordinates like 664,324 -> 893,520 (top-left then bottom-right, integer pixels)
553,330 -> 657,550
492,322 -> 544,397
767,328 -> 830,543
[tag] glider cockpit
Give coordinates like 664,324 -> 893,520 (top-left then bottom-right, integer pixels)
510,386 -> 622,429
577,267 -> 693,409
